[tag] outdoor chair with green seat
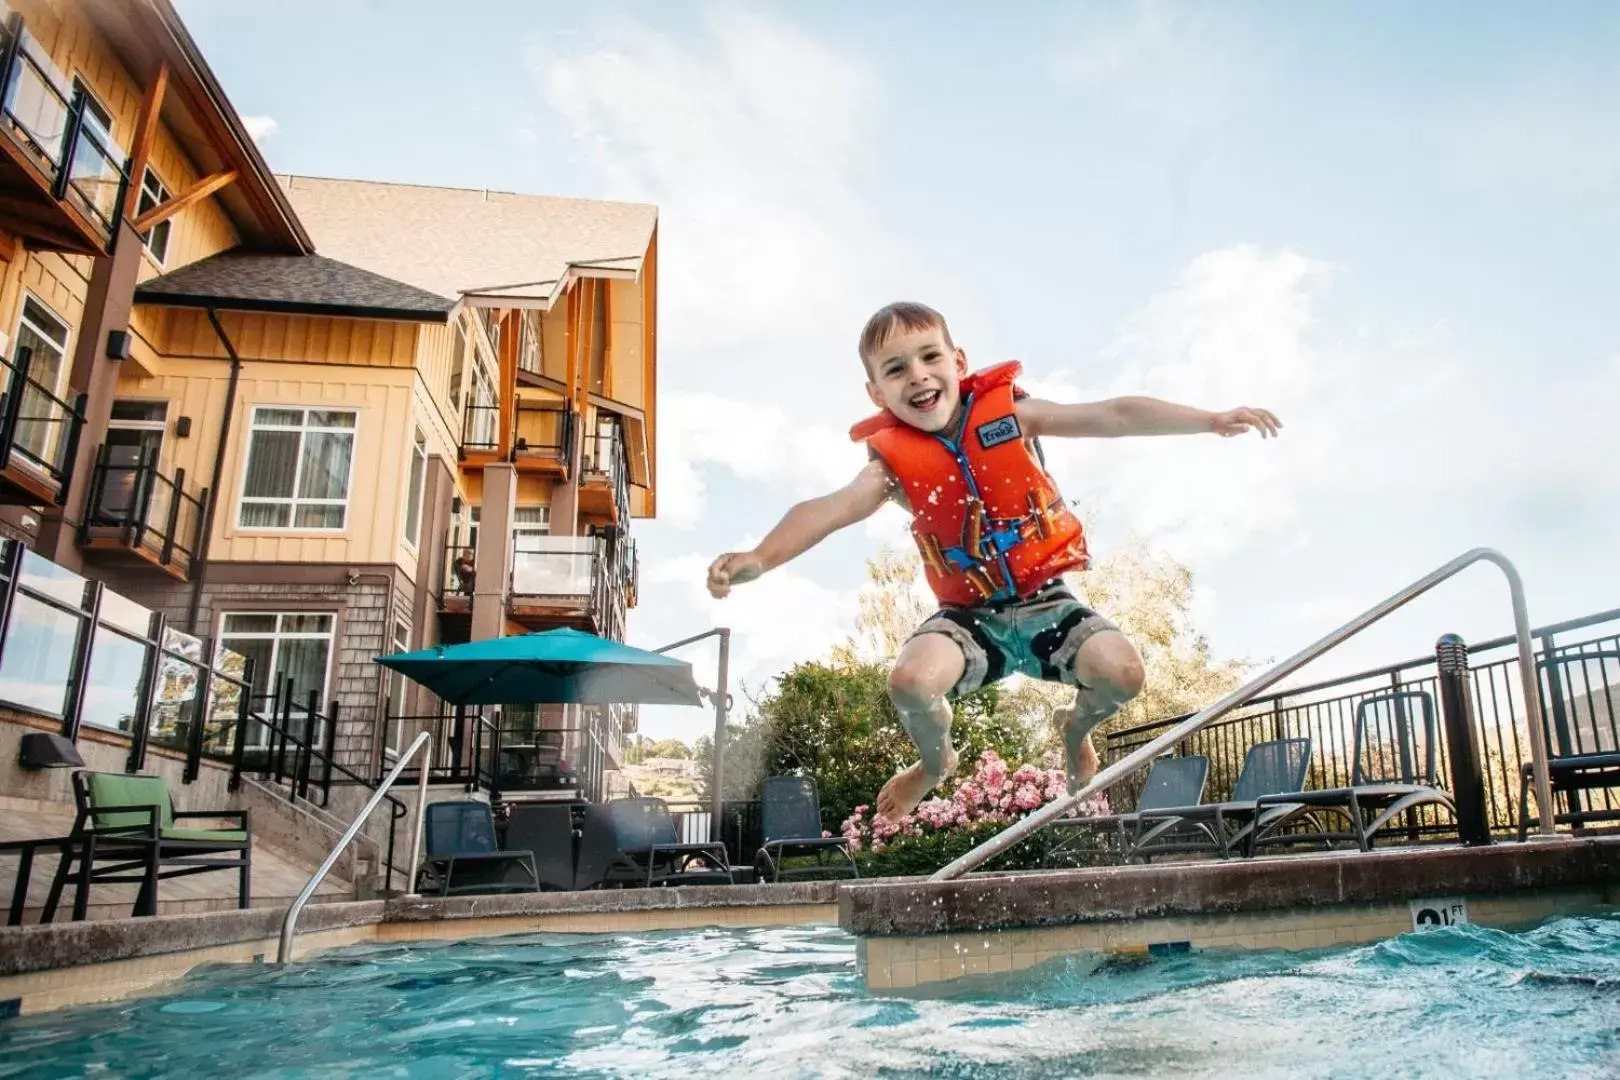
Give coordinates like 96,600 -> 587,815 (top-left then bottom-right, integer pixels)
45,770 -> 252,918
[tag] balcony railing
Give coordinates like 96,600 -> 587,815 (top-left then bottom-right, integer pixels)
79,443 -> 210,579
459,401 -> 499,457
0,345 -> 85,505
511,399 -> 574,472
581,423 -> 631,525
0,12 -> 132,247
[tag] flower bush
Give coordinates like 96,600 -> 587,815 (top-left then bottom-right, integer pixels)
836,749 -> 1112,876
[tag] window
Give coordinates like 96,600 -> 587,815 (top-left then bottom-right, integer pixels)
95,400 -> 168,524
402,427 -> 427,549
12,295 -> 71,466
220,612 -> 335,748
518,311 -> 541,376
513,505 -> 550,538
468,364 -> 497,447
449,319 -> 467,413
385,622 -> 409,754
70,76 -> 115,146
135,167 -> 171,264
238,407 -> 358,530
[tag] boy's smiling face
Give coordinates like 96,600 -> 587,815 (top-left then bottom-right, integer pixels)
864,324 -> 968,433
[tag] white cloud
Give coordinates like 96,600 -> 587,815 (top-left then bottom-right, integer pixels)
241,115 -> 279,144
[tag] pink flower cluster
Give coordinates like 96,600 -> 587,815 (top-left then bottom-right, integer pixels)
839,749 -> 1111,853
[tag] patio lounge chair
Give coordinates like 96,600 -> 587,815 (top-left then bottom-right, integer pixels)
417,800 -> 539,896
607,797 -> 734,887
1132,738 -> 1315,860
45,770 -> 251,919
1249,691 -> 1457,853
500,802 -> 577,891
1517,648 -> 1620,839
1046,754 -> 1209,864
753,776 -> 858,882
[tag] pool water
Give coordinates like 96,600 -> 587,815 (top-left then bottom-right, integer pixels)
3,916 -> 1618,1078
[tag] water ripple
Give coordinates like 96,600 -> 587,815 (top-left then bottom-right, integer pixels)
0,917 -> 1617,1078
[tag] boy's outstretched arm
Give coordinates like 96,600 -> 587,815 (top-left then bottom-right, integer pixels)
1018,396 -> 1282,439
707,459 -> 894,599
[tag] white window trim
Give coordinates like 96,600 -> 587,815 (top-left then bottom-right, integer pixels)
234,405 -> 360,534
15,290 -> 72,399
384,621 -> 410,753
401,425 -> 428,551
69,74 -> 115,144
218,611 -> 337,748
135,166 -> 172,267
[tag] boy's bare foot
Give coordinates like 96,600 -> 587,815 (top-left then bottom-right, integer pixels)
1065,729 -> 1100,795
876,745 -> 960,823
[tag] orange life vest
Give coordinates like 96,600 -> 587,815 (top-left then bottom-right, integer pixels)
850,361 -> 1089,606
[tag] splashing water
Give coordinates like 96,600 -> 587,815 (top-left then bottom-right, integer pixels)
3,917 -> 1618,1078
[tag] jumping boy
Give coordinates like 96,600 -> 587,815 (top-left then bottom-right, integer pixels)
706,302 -> 1280,824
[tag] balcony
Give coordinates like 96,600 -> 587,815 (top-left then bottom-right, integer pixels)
0,11 -> 131,256
78,443 -> 209,581
579,421 -> 630,527
0,346 -> 84,506
437,531 -> 634,640
511,398 -> 573,477
458,401 -> 499,462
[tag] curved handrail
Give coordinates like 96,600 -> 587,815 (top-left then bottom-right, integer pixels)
277,730 -> 432,963
931,547 -> 1554,881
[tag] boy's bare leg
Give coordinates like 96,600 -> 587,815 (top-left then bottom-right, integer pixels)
1064,630 -> 1147,794
876,632 -> 966,823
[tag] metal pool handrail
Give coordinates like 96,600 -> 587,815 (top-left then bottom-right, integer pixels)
932,547 -> 1555,881
277,730 -> 433,963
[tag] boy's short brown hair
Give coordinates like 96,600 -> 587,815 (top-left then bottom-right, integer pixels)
858,301 -> 954,373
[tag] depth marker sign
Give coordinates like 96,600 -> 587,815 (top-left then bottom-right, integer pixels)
1409,897 -> 1469,931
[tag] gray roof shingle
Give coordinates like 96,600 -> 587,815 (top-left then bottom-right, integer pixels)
134,251 -> 456,322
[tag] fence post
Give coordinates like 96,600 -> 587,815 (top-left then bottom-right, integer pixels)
228,657 -> 254,792
1436,633 -> 1491,846
182,637 -> 212,784
127,611 -> 165,773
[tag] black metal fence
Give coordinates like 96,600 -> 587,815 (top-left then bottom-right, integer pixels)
0,346 -> 86,502
80,442 -> 209,578
0,10 -> 132,243
1102,607 -> 1620,836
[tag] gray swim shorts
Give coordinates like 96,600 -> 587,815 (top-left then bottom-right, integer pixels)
907,579 -> 1119,700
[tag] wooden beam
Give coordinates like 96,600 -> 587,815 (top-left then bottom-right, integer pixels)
497,309 -> 518,459
642,226 -> 657,517
131,169 -> 237,234
123,62 -> 169,220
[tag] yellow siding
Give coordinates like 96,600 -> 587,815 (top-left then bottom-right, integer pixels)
146,308 -> 419,369
607,278 -> 644,409
540,307 -> 567,381
110,360 -> 419,566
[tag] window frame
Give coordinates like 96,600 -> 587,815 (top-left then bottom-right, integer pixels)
235,405 -> 360,534
402,425 -> 428,550
134,166 -> 172,266
217,611 -> 337,749
384,621 -> 409,754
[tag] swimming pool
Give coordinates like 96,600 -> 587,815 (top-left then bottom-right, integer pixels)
3,917 -> 1617,1078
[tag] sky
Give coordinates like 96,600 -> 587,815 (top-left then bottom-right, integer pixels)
175,0 -> 1620,743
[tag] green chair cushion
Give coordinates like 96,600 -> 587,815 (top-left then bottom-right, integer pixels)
86,772 -> 173,831
161,827 -> 248,844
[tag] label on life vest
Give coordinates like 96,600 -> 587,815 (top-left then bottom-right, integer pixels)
976,414 -> 1021,449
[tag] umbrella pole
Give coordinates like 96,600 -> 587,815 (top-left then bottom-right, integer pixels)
710,629 -> 730,844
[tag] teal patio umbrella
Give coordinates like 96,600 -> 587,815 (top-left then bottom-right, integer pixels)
375,627 -> 704,707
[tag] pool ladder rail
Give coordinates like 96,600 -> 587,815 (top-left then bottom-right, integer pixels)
277,730 -> 433,963
936,546 -> 1557,881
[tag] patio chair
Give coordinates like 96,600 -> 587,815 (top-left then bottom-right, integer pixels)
1131,738 -> 1315,860
44,770 -> 251,919
753,776 -> 858,882
1249,692 -> 1457,853
501,802 -> 577,891
416,800 -> 539,896
1046,754 -> 1209,864
1517,649 -> 1620,839
607,797 -> 734,887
